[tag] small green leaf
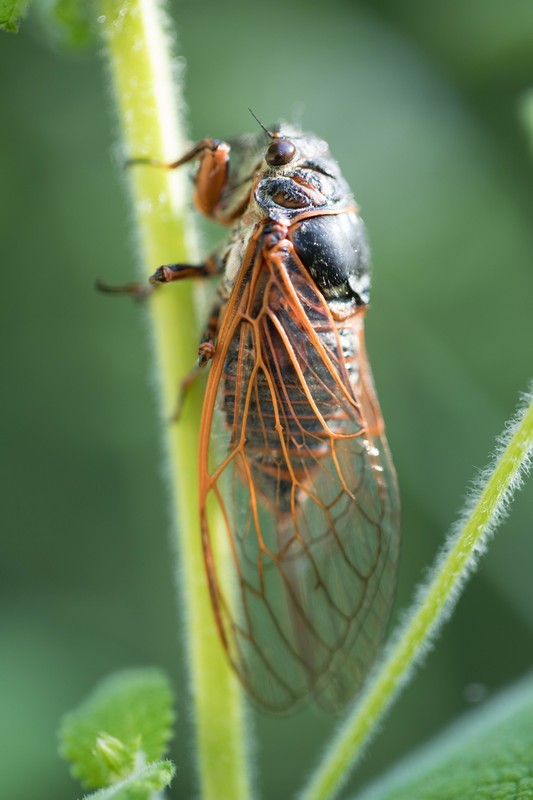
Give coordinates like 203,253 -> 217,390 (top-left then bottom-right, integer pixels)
82,760 -> 175,800
35,0 -> 94,50
355,674 -> 533,800
0,0 -> 31,31
59,668 -> 175,789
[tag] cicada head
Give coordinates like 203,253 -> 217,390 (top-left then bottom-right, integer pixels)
211,123 -> 351,224
254,124 -> 351,215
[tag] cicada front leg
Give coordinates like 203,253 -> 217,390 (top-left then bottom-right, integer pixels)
127,137 -> 231,218
126,137 -> 234,416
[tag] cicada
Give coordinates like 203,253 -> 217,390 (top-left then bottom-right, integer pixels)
140,122 -> 400,712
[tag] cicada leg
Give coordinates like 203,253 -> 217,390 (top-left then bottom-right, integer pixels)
125,137 -> 226,171
140,242 -> 229,421
127,137 -> 231,218
149,254 -> 220,285
96,253 -> 221,300
170,294 -> 223,422
96,278 -> 154,300
101,139 -> 229,297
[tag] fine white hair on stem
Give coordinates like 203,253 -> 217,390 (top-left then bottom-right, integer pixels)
97,2 -> 252,799
299,384 -> 533,800
405,382 -> 533,638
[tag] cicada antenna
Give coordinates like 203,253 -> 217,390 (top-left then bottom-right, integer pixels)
248,108 -> 275,138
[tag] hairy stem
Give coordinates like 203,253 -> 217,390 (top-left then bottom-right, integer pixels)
97,3 -> 251,799
299,388 -> 533,800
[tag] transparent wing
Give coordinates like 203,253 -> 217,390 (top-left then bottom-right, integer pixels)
199,237 -> 400,712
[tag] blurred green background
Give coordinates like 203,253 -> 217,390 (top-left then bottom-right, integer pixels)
2,1 -> 533,798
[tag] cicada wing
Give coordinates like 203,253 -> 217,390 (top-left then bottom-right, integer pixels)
199,240 -> 400,712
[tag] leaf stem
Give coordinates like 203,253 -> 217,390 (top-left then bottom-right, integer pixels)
299,388 -> 533,800
96,3 -> 251,799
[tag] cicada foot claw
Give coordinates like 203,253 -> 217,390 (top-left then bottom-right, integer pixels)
149,266 -> 173,284
95,279 -> 154,301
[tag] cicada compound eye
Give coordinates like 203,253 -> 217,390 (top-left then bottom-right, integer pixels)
265,138 -> 297,167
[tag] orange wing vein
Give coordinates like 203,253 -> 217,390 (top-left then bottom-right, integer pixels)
198,231 -> 400,712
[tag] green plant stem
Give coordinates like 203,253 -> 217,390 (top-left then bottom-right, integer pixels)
97,3 -> 250,799
299,390 -> 533,800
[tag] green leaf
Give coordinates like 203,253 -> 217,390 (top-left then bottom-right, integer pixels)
355,674 -> 533,800
82,760 -> 175,800
0,0 -> 31,31
59,668 -> 175,789
35,0 -> 94,50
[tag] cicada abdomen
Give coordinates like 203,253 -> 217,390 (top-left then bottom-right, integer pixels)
149,124 -> 400,712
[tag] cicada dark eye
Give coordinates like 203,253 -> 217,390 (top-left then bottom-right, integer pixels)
265,138 -> 296,167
